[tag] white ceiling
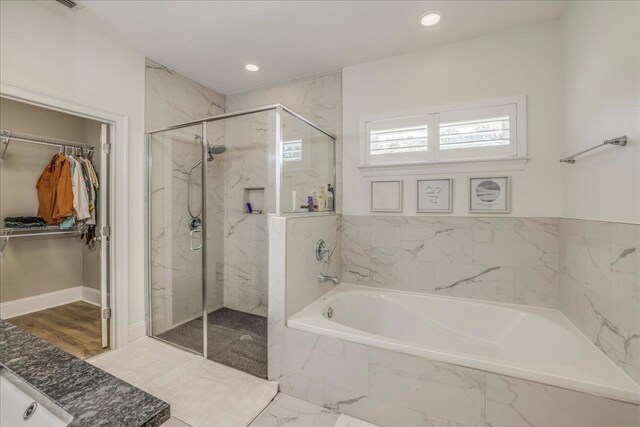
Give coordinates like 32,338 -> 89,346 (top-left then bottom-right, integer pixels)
43,0 -> 566,95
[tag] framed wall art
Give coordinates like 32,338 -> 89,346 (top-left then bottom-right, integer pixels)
371,180 -> 403,212
469,176 -> 510,213
417,178 -> 452,213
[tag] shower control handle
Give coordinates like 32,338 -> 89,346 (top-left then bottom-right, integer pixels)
190,227 -> 203,251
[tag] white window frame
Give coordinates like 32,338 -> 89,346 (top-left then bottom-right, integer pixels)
364,115 -> 434,166
359,96 -> 527,176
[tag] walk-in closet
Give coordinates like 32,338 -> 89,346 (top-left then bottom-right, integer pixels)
0,97 -> 111,359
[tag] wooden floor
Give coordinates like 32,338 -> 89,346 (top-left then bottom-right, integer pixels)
9,301 -> 107,360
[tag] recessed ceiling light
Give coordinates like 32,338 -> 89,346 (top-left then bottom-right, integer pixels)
244,64 -> 260,72
420,11 -> 442,27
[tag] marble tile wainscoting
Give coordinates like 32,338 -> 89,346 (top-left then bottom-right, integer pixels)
268,214 -> 342,382
276,327 -> 639,427
341,216 -> 560,308
559,218 -> 640,384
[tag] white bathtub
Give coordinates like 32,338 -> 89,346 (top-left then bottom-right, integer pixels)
288,284 -> 640,405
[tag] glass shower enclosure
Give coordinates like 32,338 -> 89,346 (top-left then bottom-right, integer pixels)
146,106 -> 336,378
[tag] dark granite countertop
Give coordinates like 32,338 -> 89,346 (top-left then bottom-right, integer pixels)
0,319 -> 170,426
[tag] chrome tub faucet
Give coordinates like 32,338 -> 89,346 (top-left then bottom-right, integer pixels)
318,273 -> 340,285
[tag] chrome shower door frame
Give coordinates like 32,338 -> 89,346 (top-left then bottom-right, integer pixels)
145,104 -> 336,358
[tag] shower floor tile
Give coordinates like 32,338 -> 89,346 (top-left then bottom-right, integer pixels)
157,307 -> 268,378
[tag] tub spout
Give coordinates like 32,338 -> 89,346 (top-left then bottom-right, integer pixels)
318,273 -> 340,285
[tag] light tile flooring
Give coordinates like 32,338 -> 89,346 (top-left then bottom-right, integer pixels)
89,337 -> 277,427
250,394 -> 379,427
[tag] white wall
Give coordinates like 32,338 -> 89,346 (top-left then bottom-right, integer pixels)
342,21 -> 564,217
562,1 -> 640,224
0,1 -> 146,330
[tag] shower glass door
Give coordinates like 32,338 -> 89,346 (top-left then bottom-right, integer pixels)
148,124 -> 206,354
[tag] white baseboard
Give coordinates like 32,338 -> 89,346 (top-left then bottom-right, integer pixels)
1,286 -> 103,319
81,287 -> 102,306
128,321 -> 147,342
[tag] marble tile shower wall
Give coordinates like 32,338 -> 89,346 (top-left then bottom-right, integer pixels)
221,112 -> 272,316
559,218 -> 640,384
341,216 -> 560,308
224,70 -> 342,316
226,70 -> 342,212
146,59 -> 226,333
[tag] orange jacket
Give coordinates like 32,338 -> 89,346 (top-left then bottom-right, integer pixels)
37,154 -> 74,224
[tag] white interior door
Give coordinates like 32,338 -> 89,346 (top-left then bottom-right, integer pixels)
100,123 -> 111,348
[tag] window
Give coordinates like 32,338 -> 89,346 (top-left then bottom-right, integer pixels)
361,97 -> 525,169
283,139 -> 302,162
370,126 -> 428,155
364,115 -> 431,165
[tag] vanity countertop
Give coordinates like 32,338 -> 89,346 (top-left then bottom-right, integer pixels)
0,319 -> 170,426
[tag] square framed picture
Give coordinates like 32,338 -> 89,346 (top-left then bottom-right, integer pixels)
371,180 -> 403,212
469,176 -> 511,213
417,178 -> 452,213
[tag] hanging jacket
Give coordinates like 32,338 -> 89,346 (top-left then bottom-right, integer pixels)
79,157 -> 96,225
36,153 -> 74,224
69,156 -> 91,221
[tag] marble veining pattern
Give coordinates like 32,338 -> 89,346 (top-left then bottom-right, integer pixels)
559,218 -> 640,384
250,393 -> 341,427
286,215 -> 342,317
0,320 -> 169,427
485,373 -> 639,427
276,322 -> 640,427
341,216 -> 559,308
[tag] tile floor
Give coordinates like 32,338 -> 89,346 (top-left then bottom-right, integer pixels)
157,307 -> 268,378
89,337 -> 277,427
250,394 -> 379,427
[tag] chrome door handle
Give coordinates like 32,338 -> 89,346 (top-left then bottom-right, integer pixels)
190,227 -> 203,250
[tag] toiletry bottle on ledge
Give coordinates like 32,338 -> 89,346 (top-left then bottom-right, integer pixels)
319,185 -> 327,211
327,184 -> 334,211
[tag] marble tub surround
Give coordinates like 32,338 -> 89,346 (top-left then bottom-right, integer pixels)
341,216 -> 559,308
0,320 -> 169,427
559,218 -> 640,384
251,393 -> 341,427
286,214 -> 342,317
250,393 -> 379,427
268,215 -> 342,381
275,325 -> 640,427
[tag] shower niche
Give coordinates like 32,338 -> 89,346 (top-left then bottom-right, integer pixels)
146,106 -> 336,378
243,188 -> 264,214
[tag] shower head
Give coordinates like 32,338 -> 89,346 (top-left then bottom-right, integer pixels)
194,135 -> 226,161
209,145 -> 226,155
205,145 -> 226,162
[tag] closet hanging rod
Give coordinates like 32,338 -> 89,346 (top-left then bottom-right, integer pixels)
0,129 -> 95,161
559,136 -> 627,164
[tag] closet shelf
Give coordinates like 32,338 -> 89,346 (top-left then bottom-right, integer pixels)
0,226 -> 81,255
0,129 -> 95,161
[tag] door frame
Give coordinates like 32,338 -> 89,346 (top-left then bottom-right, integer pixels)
0,82 -> 130,349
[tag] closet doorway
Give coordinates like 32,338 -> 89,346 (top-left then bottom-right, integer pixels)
0,97 -> 112,359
